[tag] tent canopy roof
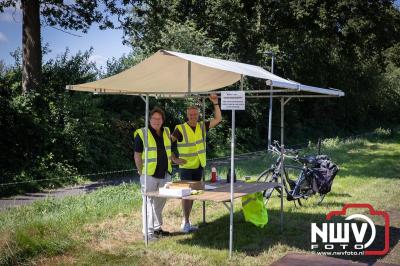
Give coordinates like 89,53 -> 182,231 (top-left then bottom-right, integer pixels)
67,50 -> 344,97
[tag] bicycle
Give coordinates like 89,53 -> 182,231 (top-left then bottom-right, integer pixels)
257,141 -> 327,206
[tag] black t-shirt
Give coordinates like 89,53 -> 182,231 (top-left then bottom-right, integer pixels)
134,127 -> 170,178
171,121 -> 210,155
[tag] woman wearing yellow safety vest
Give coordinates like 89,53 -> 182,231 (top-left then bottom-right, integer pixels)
171,94 -> 222,233
134,107 -> 172,241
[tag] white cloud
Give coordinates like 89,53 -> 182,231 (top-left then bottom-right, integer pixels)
89,54 -> 107,68
0,6 -> 22,23
0,32 -> 8,43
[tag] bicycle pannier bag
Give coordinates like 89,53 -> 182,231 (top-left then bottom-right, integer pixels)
312,158 -> 339,194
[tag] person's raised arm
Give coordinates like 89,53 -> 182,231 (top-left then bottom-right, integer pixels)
208,93 -> 222,128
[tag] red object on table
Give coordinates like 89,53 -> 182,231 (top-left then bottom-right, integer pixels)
211,167 -> 217,183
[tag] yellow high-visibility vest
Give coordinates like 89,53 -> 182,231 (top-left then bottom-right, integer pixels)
175,122 -> 206,169
134,127 -> 172,176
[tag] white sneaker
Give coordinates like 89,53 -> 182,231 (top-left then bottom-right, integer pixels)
181,222 -> 198,233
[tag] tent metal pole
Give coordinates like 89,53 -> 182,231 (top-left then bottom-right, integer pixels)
280,143 -> 284,233
229,109 -> 235,259
202,97 -> 206,224
144,94 -> 149,246
267,53 -> 275,148
188,61 -> 192,94
228,75 -> 243,258
280,96 -> 285,233
280,97 -> 284,146
279,97 -> 291,147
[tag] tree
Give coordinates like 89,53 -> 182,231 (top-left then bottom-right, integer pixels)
21,0 -> 41,93
125,0 -> 400,141
0,0 -> 134,93
0,59 -> 7,75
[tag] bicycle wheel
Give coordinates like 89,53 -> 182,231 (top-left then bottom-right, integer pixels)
283,165 -> 303,192
257,169 -> 278,200
257,168 -> 274,182
283,165 -> 304,205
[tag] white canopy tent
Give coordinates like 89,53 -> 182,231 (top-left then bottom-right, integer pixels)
67,50 -> 344,258
67,50 -> 343,97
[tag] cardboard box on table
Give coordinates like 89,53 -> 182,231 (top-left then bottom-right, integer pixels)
158,181 -> 204,197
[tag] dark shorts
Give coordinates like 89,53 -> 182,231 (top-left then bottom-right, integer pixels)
180,167 -> 204,181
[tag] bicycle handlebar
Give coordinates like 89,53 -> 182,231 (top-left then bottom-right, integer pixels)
268,140 -> 325,166
268,142 -> 298,160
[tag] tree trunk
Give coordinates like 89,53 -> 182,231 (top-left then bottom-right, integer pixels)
22,0 -> 42,93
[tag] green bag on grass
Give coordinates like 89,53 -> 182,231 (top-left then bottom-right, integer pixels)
241,191 -> 268,228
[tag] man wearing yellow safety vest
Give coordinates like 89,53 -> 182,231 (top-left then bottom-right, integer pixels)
134,107 -> 172,241
171,94 -> 222,233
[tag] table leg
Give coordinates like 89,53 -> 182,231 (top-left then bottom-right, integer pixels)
202,201 -> 206,224
280,184 -> 284,233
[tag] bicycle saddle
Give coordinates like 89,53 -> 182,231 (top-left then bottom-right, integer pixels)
316,154 -> 329,160
297,155 -> 317,165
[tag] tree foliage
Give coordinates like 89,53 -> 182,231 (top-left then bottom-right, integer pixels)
127,0 -> 400,140
0,49 -> 139,195
1,0 -> 400,195
0,0 -> 135,93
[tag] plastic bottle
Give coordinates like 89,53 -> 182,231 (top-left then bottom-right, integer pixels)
211,167 -> 217,183
226,167 -> 237,183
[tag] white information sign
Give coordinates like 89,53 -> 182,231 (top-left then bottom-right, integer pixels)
221,91 -> 245,110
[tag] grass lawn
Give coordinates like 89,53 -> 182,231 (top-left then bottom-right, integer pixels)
1,131 -> 399,265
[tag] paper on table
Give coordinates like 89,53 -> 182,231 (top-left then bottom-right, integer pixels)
204,184 -> 217,190
159,187 -> 191,197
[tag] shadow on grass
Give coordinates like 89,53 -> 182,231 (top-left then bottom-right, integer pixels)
178,209 -> 399,264
319,135 -> 400,180
337,153 -> 400,179
325,192 -> 352,197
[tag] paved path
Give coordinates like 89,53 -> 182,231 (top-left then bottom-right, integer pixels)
0,177 -> 137,211
0,153 -> 265,211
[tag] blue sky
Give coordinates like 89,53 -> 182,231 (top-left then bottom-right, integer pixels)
0,5 -> 131,69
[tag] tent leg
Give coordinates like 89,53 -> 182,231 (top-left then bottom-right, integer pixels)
267,54 -> 274,148
280,169 -> 284,233
144,94 -> 149,247
268,89 -> 273,149
229,110 -> 235,259
280,98 -> 284,146
202,97 -> 206,224
280,97 -> 284,233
